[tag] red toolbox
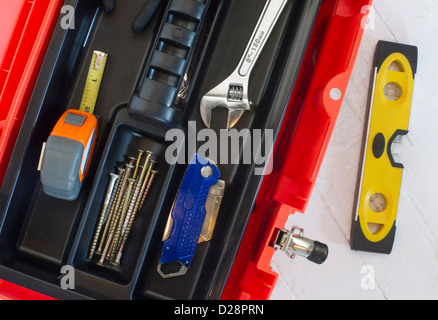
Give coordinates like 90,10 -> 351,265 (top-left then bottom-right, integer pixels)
0,0 -> 63,187
0,0 -> 371,300
223,0 -> 372,299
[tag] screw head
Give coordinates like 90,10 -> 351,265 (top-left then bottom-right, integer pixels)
201,166 -> 213,178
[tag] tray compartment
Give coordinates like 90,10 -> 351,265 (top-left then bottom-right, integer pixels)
0,0 -> 164,297
69,111 -> 184,290
132,0 -> 322,300
0,0 -> 102,291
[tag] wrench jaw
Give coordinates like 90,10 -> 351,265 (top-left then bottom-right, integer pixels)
200,96 -> 225,129
200,81 -> 251,129
226,108 -> 247,130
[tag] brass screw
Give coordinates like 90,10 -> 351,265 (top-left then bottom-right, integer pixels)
97,164 -> 134,265
108,178 -> 136,261
113,178 -> 142,265
96,167 -> 125,255
140,168 -> 158,209
115,168 -> 158,265
140,170 -> 158,209
136,160 -> 155,210
114,161 -> 158,265
132,149 -> 145,180
127,156 -> 136,166
140,151 -> 153,181
113,151 -> 153,265
110,165 -> 141,259
133,151 -> 153,208
88,172 -> 120,259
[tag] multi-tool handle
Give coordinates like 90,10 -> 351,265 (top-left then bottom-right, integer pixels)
158,154 -> 220,278
128,0 -> 211,127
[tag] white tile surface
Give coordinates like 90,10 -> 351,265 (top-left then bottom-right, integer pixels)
270,0 -> 438,300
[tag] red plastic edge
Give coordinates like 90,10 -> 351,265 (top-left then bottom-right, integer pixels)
0,279 -> 55,300
0,0 -> 64,188
221,0 -> 373,300
0,0 -> 63,300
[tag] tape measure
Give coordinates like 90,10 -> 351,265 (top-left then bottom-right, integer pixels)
39,50 -> 108,201
350,41 -> 418,254
80,51 -> 108,114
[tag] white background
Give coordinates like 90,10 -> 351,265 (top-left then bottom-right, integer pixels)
270,0 -> 438,300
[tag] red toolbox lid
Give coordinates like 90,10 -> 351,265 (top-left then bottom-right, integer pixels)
0,0 -> 63,187
222,0 -> 373,300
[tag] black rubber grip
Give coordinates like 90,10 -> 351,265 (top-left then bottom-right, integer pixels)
376,40 -> 418,78
350,218 -> 396,254
127,0 -> 211,127
307,241 -> 328,265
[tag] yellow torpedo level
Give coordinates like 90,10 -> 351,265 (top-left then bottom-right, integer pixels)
350,40 -> 417,254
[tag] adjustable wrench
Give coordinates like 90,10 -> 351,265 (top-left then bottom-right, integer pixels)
200,0 -> 287,129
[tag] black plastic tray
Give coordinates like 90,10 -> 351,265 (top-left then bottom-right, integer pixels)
0,0 -> 321,299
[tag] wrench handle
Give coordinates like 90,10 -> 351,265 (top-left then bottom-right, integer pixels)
238,0 -> 288,77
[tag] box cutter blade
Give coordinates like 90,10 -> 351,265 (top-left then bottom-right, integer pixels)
157,154 -> 220,278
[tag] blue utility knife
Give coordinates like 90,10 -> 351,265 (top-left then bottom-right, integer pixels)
158,154 -> 220,278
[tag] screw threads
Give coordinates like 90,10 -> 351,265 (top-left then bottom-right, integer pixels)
96,167 -> 126,255
91,149 -> 157,267
114,153 -> 155,265
108,178 -> 135,261
132,149 -> 145,180
113,179 -> 142,265
97,164 -> 134,265
140,168 -> 158,209
89,173 -> 120,259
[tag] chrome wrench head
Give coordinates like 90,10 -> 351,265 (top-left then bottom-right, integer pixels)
200,77 -> 250,129
200,0 -> 288,129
